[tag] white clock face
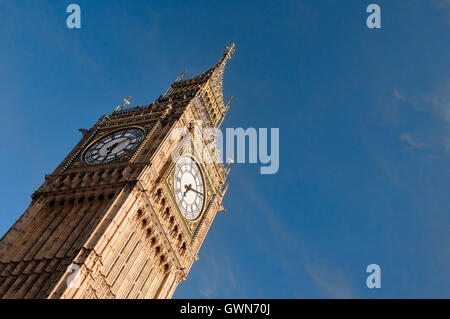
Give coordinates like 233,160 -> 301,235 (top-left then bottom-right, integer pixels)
173,156 -> 205,220
83,128 -> 145,165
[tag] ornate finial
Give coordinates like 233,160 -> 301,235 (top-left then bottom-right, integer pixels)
221,183 -> 229,197
123,97 -> 132,107
223,43 -> 235,59
164,71 -> 187,97
216,98 -> 232,128
114,97 -> 132,112
78,128 -> 89,137
226,157 -> 234,167
175,70 -> 187,83
225,96 -> 233,111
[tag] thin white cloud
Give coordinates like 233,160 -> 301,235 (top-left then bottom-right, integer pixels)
426,81 -> 450,123
424,81 -> 450,153
444,138 -> 450,151
198,256 -> 219,298
234,173 -> 358,298
433,0 -> 450,23
393,87 -> 407,101
399,133 -> 424,149
433,0 -> 450,8
393,80 -> 450,155
196,253 -> 245,298
305,263 -> 356,299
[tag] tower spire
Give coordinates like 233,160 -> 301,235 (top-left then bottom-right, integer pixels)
167,43 -> 235,127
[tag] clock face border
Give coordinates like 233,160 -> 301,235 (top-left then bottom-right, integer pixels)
173,155 -> 206,221
82,127 -> 146,165
162,138 -> 215,243
63,121 -> 158,171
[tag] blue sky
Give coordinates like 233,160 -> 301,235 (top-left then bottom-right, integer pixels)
0,0 -> 449,298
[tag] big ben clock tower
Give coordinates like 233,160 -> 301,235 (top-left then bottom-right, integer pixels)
0,44 -> 235,299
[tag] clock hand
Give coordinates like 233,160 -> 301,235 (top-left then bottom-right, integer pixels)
189,187 -> 204,196
112,139 -> 130,152
183,184 -> 203,197
183,184 -> 192,197
106,142 -> 119,155
106,138 -> 130,155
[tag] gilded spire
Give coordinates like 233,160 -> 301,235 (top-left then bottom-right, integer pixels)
167,43 -> 235,127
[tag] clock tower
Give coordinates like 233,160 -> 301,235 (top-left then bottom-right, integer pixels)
0,44 -> 234,299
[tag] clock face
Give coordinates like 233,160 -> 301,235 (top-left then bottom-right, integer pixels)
173,156 -> 205,220
83,128 -> 145,165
